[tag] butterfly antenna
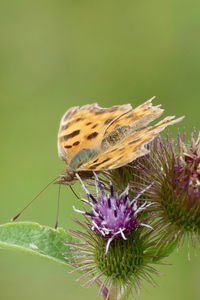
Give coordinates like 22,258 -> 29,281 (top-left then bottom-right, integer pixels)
69,185 -> 80,200
54,184 -> 61,229
11,176 -> 60,222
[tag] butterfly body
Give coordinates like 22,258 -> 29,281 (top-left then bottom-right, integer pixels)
57,148 -> 99,184
57,98 -> 184,185
69,148 -> 99,170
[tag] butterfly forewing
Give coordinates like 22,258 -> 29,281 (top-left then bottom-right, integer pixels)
58,103 -> 131,164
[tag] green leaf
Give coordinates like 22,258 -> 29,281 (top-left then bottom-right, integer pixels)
0,222 -> 75,266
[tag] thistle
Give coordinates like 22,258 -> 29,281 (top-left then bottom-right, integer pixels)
73,173 -> 153,253
129,130 -> 200,246
65,173 -> 171,300
63,128 -> 200,299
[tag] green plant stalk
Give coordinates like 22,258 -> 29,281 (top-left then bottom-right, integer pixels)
107,285 -> 130,300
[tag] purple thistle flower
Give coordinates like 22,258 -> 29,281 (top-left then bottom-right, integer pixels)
74,173 -> 152,253
64,173 -> 169,299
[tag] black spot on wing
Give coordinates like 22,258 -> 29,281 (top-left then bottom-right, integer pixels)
110,148 -> 117,153
64,145 -> 72,149
128,138 -> 139,145
118,156 -> 124,161
63,130 -> 80,141
73,141 -> 80,146
104,118 -> 113,125
75,117 -> 84,122
93,158 -> 99,163
91,123 -> 98,129
87,132 -> 98,140
100,155 -> 126,169
86,122 -> 92,126
89,157 -> 111,169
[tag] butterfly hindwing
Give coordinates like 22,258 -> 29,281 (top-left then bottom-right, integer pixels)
79,115 -> 184,171
103,97 -> 163,137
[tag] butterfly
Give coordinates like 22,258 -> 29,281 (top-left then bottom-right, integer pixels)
57,96 -> 184,185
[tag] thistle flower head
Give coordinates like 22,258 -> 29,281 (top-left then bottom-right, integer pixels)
175,130 -> 200,201
73,173 -> 152,253
65,174 -> 169,299
130,130 -> 200,245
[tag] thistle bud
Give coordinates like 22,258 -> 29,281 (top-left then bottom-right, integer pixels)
130,130 -> 200,245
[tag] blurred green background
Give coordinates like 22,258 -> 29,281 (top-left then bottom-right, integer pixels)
0,1 -> 200,299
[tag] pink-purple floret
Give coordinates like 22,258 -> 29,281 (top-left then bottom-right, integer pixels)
90,193 -> 139,239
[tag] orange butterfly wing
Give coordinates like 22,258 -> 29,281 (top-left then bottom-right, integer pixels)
57,99 -> 184,182
103,97 -> 163,136
58,103 -> 131,164
79,115 -> 184,171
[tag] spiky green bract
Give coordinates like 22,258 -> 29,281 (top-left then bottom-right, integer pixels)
65,217 -> 172,300
115,131 -> 200,247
